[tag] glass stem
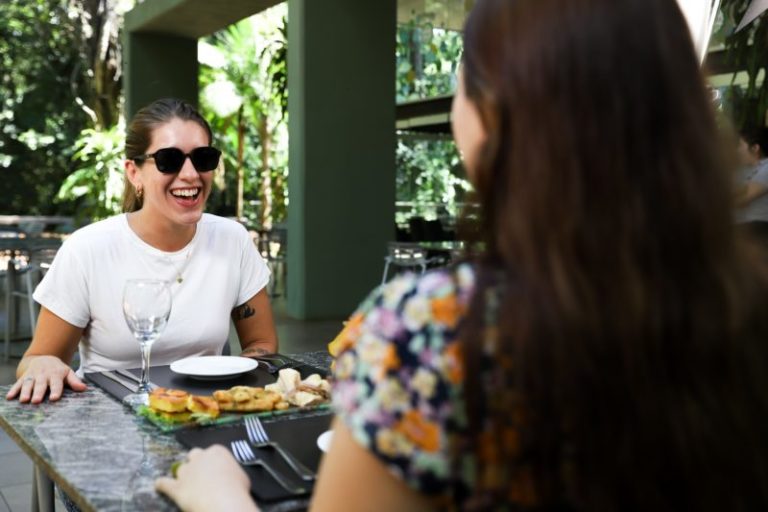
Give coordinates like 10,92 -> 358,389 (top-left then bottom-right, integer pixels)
138,342 -> 153,393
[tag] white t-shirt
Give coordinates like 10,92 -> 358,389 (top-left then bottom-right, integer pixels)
738,158 -> 768,223
33,213 -> 270,374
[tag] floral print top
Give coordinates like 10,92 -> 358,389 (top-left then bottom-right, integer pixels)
331,263 -> 511,509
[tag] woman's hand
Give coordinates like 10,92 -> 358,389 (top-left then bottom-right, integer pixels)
5,355 -> 86,403
155,445 -> 259,512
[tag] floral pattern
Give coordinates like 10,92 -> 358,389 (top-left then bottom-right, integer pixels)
331,263 -> 480,506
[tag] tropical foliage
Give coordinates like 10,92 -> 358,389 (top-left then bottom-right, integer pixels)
395,13 -> 471,224
56,123 -> 125,223
396,134 -> 469,225
1,0 -> 129,221
396,14 -> 463,103
198,4 -> 288,229
720,0 -> 768,130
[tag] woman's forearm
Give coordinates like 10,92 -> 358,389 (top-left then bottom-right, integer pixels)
239,339 -> 277,357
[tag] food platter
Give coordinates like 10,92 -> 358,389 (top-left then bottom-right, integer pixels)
139,367 -> 332,432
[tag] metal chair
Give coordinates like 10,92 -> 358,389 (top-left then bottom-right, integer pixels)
3,242 -> 59,361
257,228 -> 287,298
382,242 -> 439,285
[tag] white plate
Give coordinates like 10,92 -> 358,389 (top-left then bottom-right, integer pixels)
317,430 -> 333,453
170,356 -> 258,380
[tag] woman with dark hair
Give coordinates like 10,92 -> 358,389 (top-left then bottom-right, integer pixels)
156,0 -> 768,510
7,98 -> 277,404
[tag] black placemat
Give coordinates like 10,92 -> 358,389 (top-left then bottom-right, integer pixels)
85,357 -> 332,432
85,354 -> 329,402
247,355 -> 331,379
85,364 -> 277,401
175,413 -> 333,502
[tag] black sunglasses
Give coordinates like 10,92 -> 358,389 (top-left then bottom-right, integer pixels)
133,146 -> 221,174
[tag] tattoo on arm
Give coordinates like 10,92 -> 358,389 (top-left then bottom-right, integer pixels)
231,303 -> 256,321
240,346 -> 269,357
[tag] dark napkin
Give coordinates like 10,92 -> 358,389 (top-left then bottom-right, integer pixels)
175,413 -> 333,502
247,354 -> 331,379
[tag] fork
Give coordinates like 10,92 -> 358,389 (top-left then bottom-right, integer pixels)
245,416 -> 315,480
230,440 -> 307,495
254,358 -> 280,374
253,356 -> 298,375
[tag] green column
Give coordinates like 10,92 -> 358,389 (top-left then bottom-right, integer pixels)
123,32 -> 198,119
287,0 -> 396,319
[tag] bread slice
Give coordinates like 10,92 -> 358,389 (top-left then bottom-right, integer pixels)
213,386 -> 282,412
186,395 -> 220,418
148,387 -> 190,413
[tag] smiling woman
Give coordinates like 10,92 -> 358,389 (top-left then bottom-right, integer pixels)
125,116 -> 215,247
6,98 -> 279,405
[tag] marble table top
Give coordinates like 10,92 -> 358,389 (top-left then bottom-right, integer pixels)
0,351 -> 333,512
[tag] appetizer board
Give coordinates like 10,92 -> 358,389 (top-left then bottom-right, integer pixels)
86,359 -> 331,432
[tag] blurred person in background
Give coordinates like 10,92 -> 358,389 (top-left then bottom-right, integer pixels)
736,127 -> 768,243
157,0 -> 768,510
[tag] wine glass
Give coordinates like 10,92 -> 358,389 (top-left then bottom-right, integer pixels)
122,279 -> 172,407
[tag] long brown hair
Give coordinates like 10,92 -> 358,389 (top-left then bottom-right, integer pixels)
122,98 -> 213,212
459,0 -> 768,509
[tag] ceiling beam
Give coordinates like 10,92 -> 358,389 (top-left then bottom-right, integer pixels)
125,0 -> 282,39
396,95 -> 453,134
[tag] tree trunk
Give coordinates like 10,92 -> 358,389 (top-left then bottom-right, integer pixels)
259,115 -> 272,230
410,25 -> 423,81
73,0 -> 121,129
236,105 -> 245,219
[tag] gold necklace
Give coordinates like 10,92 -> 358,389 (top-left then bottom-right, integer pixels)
165,244 -> 194,284
127,214 -> 196,284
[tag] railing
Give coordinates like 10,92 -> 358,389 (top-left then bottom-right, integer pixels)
0,215 -> 76,235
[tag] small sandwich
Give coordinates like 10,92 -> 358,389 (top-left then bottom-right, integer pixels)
186,394 -> 221,419
213,386 -> 282,412
148,388 -> 193,422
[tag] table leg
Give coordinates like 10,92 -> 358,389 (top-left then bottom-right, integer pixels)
30,469 -> 37,512
32,465 -> 54,512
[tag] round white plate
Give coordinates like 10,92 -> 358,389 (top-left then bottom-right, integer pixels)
170,356 -> 258,380
317,430 -> 333,453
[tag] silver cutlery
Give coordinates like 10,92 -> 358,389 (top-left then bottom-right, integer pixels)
253,356 -> 298,375
101,371 -> 139,393
244,416 -> 315,480
230,440 -> 306,495
113,368 -> 157,390
254,354 -> 290,365
253,358 -> 279,374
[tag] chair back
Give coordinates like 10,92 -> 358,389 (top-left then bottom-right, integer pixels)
387,242 -> 427,263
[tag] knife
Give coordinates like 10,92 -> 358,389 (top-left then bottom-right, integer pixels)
113,369 -> 158,390
101,371 -> 139,393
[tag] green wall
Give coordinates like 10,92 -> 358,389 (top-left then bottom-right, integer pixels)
287,0 -> 396,319
123,32 -> 198,119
